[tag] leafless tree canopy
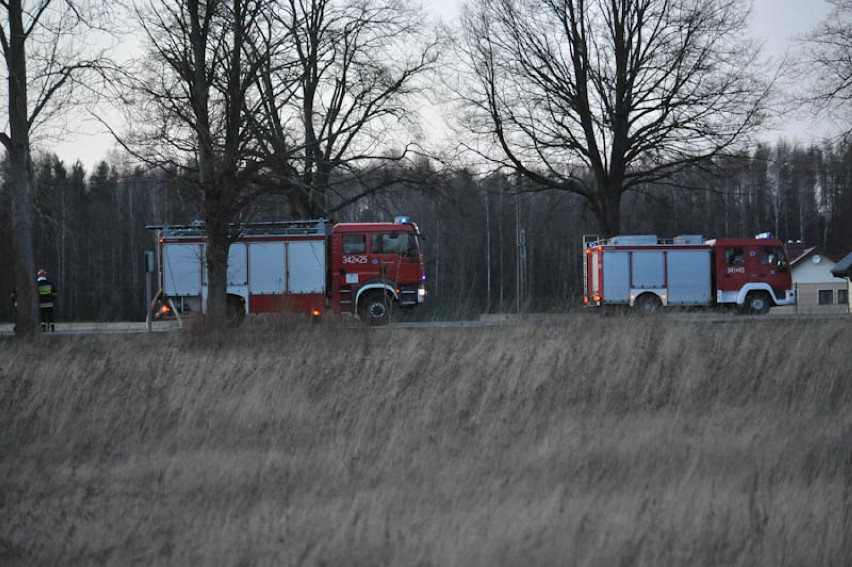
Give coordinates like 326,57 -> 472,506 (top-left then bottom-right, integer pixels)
456,0 -> 771,236
799,0 -> 852,139
0,1 -> 109,141
128,0 -> 267,183
252,0 -> 441,218
125,0 -> 438,214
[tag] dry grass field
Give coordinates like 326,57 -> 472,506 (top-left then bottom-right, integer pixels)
1,314 -> 851,566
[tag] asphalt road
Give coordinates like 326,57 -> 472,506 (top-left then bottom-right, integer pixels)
0,320 -> 181,337
1,311 -> 848,338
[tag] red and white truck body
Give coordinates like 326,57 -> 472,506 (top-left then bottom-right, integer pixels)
583,233 -> 796,314
149,217 -> 426,324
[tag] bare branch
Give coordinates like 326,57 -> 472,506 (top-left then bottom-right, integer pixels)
252,0 -> 443,218
797,0 -> 852,139
454,0 -> 771,235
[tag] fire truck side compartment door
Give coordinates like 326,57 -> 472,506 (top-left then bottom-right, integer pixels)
227,243 -> 247,286
632,251 -> 665,288
249,242 -> 285,293
667,249 -> 711,304
163,243 -> 204,296
602,251 -> 630,302
288,241 -> 326,293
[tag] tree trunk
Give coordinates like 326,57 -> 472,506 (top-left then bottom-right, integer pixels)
204,210 -> 231,328
591,176 -> 623,239
6,0 -> 38,337
9,153 -> 38,337
203,171 -> 238,328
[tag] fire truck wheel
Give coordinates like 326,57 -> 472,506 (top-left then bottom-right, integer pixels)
359,292 -> 391,325
634,293 -> 661,314
743,292 -> 771,315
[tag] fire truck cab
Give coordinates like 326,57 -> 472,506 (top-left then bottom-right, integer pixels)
706,236 -> 795,313
329,219 -> 427,323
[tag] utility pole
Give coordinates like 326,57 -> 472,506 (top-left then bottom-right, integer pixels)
498,180 -> 504,310
515,173 -> 524,315
485,190 -> 491,313
434,201 -> 440,297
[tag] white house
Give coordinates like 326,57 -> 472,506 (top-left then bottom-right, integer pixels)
782,245 -> 848,314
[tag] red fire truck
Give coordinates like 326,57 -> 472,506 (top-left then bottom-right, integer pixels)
583,233 -> 796,314
148,217 -> 426,325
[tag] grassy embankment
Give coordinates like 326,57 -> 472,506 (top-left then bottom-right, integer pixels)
1,315 -> 851,565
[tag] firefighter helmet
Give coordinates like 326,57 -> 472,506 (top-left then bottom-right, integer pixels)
37,269 -> 48,279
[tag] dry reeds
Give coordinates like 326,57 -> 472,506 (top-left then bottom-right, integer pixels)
1,315 -> 850,565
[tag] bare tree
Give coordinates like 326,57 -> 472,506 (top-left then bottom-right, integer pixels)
254,0 -> 441,218
1,0 -> 108,337
455,0 -> 771,237
125,0 -> 271,326
799,0 -> 852,139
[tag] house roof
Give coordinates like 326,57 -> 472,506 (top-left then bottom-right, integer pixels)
789,246 -> 818,266
785,241 -> 808,263
832,251 -> 852,278
788,246 -> 837,267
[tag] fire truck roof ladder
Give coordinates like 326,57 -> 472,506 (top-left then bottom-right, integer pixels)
592,234 -> 706,247
146,219 -> 328,237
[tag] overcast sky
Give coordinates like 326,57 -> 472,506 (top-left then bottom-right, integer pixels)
49,0 -> 833,171
751,0 -> 830,55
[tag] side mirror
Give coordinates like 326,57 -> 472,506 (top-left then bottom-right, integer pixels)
778,260 -> 788,273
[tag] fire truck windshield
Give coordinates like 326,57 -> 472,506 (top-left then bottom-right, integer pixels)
760,246 -> 785,266
371,232 -> 420,257
760,246 -> 789,271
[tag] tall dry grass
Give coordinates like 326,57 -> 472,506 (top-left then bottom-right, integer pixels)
1,315 -> 851,566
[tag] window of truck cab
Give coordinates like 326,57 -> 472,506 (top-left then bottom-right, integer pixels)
371,232 -> 414,256
342,234 -> 366,254
760,246 -> 785,266
725,247 -> 745,265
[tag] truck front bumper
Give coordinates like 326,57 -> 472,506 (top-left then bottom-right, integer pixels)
773,289 -> 797,306
399,284 -> 426,307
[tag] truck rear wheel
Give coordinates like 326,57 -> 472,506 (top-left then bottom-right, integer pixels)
359,292 -> 391,325
226,294 -> 246,327
634,293 -> 661,314
742,292 -> 771,315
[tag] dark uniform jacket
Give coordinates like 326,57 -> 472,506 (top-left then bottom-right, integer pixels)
37,278 -> 56,308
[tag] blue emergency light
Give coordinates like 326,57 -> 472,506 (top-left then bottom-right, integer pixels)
755,232 -> 773,239
394,216 -> 410,224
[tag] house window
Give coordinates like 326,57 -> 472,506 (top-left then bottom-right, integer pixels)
838,289 -> 848,305
342,234 -> 366,254
818,289 -> 834,305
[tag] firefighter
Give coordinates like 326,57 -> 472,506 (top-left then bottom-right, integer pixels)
36,269 -> 57,331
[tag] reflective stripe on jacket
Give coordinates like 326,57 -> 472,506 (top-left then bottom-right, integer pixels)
38,283 -> 55,308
